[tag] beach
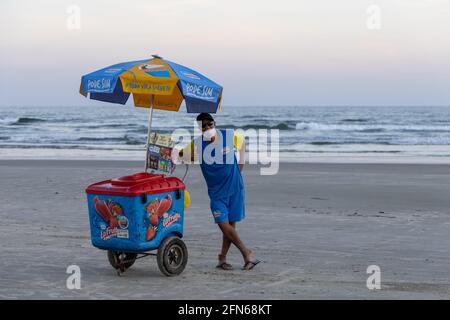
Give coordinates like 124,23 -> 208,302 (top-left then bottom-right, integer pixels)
0,160 -> 449,299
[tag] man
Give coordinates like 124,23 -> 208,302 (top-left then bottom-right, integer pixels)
176,113 -> 260,270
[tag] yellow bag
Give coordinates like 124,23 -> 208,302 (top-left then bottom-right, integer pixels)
184,189 -> 191,209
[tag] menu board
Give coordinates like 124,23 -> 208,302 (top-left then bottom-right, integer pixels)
147,132 -> 175,174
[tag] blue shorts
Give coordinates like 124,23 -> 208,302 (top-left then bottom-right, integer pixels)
210,190 -> 245,224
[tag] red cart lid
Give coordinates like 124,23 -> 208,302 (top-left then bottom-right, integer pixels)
85,172 -> 185,196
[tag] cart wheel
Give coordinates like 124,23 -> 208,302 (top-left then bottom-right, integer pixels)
107,250 -> 137,272
157,236 -> 188,276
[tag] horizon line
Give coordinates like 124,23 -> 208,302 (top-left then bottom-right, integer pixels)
1,105 -> 450,108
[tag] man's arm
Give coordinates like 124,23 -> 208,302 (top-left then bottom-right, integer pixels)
234,132 -> 245,172
239,146 -> 245,172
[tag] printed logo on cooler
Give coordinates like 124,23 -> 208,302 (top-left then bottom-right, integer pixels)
100,225 -> 116,240
100,225 -> 129,240
118,216 -> 129,229
163,212 -> 181,228
117,229 -> 129,238
93,197 -> 129,240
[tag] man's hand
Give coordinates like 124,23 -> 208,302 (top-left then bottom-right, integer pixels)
177,145 -> 195,163
170,148 -> 182,173
172,148 -> 181,165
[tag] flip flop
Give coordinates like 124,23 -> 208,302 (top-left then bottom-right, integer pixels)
216,262 -> 233,270
242,259 -> 261,270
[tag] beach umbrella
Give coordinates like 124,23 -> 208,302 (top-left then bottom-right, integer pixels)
79,54 -> 223,171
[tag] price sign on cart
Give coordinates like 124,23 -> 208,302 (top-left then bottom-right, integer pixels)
147,132 -> 175,175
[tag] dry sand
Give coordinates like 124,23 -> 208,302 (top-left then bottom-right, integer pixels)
0,160 -> 449,299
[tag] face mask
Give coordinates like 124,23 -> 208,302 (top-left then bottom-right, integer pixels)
203,127 -> 217,141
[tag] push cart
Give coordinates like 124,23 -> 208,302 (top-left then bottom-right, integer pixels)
86,171 -> 189,276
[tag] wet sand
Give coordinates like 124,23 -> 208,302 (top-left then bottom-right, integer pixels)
0,160 -> 449,299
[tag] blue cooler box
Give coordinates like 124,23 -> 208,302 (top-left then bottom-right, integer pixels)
85,172 -> 185,253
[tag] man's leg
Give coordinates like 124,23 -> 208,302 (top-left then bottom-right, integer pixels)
217,221 -> 252,264
219,222 -> 235,264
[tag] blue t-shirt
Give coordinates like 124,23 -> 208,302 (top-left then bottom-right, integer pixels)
194,129 -> 244,200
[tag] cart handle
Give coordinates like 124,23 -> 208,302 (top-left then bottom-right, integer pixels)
181,163 -> 189,182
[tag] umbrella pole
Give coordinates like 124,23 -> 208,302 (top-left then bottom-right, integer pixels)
144,95 -> 155,172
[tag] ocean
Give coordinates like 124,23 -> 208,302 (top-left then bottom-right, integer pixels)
1,105 -> 450,163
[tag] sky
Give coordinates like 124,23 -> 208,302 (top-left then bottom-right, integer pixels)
0,0 -> 450,107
